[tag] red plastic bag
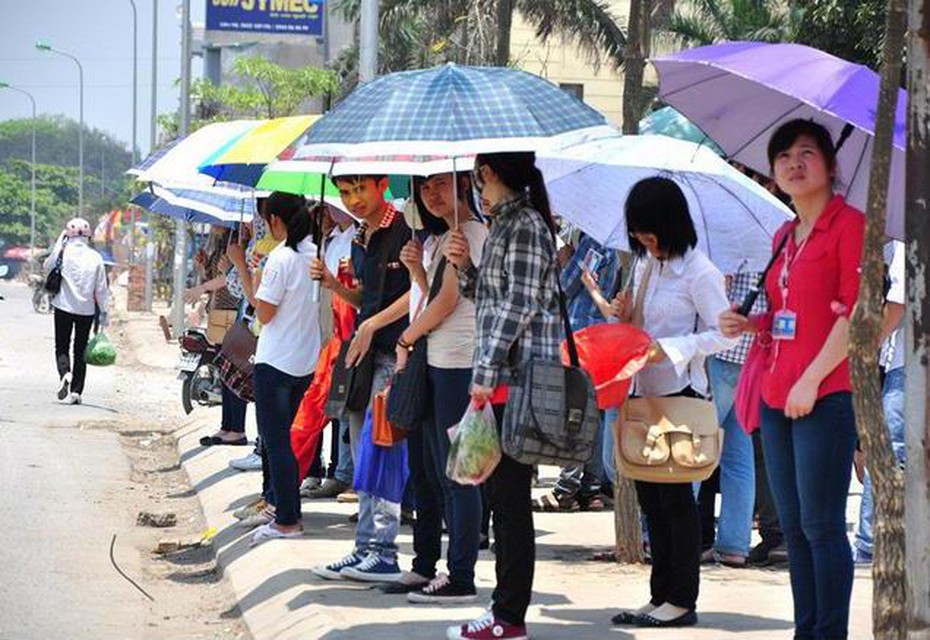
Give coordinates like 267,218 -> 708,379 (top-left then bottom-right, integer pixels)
561,323 -> 652,410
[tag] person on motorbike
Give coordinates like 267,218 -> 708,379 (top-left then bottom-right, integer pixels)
44,218 -> 110,405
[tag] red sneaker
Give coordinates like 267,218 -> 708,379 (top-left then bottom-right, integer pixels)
446,611 -> 529,640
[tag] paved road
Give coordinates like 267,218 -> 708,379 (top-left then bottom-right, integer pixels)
0,281 -> 147,640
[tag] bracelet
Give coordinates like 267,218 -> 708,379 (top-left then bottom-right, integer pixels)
397,336 -> 414,350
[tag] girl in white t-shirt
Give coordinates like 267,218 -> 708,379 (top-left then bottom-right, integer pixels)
390,172 -> 487,603
250,192 -> 322,546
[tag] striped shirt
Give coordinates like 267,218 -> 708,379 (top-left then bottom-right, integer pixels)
715,270 -> 767,366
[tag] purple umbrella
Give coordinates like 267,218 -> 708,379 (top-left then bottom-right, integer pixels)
652,41 -> 906,239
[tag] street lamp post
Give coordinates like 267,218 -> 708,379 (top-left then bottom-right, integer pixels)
144,0 -> 158,312
171,0 -> 192,337
36,41 -> 84,216
128,0 -> 139,266
0,82 -> 37,273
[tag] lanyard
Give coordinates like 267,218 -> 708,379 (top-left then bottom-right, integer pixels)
778,232 -> 811,309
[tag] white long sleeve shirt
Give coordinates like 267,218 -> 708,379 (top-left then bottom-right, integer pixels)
632,249 -> 738,398
45,238 -> 110,317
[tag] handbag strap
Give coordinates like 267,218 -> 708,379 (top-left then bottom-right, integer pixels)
410,243 -> 448,322
630,258 -> 655,330
736,232 -> 790,316
532,210 -> 580,368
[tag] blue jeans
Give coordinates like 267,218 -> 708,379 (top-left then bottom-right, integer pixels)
601,407 -> 618,486
254,364 -> 312,527
761,392 -> 857,640
333,419 -> 354,485
416,366 -> 482,587
221,382 -> 247,433
707,358 -> 755,557
855,367 -> 907,555
348,352 -> 400,561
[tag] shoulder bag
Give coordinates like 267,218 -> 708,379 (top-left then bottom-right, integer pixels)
214,320 -> 258,402
613,258 -> 723,483
500,215 -> 601,468
386,255 -> 447,431
44,242 -> 66,294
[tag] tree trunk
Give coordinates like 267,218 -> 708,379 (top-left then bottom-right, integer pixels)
905,3 -> 930,638
495,0 -> 515,67
613,255 -> 644,564
848,0 -> 908,638
621,0 -> 649,134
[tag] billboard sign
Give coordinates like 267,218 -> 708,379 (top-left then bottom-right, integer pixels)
206,0 -> 324,37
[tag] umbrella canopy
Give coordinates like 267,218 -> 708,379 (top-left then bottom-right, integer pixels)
132,183 -> 261,227
289,63 -> 618,160
537,135 -> 794,273
132,120 -> 260,188
652,41 -> 906,239
132,191 -> 242,228
198,115 -> 320,186
639,106 -> 725,156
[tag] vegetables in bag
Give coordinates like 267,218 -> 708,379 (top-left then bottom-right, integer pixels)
446,401 -> 501,485
84,331 -> 117,367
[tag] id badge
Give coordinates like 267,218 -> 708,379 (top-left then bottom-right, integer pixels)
772,309 -> 798,341
582,248 -> 604,274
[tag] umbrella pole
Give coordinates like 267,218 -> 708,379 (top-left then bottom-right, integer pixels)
410,175 -> 415,241
452,157 -> 459,232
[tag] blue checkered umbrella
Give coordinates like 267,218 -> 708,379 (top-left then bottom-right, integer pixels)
291,63 -> 617,160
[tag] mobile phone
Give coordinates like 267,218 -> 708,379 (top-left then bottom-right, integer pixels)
581,248 -> 603,274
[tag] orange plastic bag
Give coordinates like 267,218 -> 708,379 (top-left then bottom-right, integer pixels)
372,387 -> 407,447
561,323 -> 652,410
290,336 -> 342,481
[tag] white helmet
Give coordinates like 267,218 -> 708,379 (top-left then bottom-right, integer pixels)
65,217 -> 92,238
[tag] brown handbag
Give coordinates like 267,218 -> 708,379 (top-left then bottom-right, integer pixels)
214,321 -> 258,402
614,394 -> 722,484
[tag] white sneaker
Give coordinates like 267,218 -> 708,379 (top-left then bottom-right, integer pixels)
229,451 -> 263,471
239,506 -> 275,529
65,392 -> 82,405
57,373 -> 72,400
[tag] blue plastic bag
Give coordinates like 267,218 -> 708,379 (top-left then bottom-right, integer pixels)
353,409 -> 409,503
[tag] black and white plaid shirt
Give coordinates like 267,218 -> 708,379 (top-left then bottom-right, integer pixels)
716,270 -> 767,366
458,194 -> 562,388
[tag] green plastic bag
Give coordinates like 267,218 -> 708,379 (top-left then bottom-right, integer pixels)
84,331 -> 117,367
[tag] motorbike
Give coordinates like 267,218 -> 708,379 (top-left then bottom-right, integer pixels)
177,328 -> 223,414
28,273 -> 52,314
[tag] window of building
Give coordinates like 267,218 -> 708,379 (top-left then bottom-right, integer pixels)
559,83 -> 584,101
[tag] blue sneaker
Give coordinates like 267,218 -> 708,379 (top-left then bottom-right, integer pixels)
340,553 -> 403,583
312,552 -> 364,580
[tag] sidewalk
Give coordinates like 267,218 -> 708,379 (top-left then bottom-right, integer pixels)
117,301 -> 874,640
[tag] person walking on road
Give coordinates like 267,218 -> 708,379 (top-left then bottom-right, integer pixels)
45,217 -> 110,405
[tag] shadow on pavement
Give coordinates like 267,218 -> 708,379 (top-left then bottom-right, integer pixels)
192,465 -> 240,493
315,620 -> 637,640
540,606 -> 794,632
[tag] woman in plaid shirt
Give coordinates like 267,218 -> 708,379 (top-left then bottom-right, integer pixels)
443,151 -> 561,640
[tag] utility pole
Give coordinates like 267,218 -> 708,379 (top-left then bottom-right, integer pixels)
905,2 -> 930,638
144,0 -> 158,312
0,83 -> 37,273
171,0 -> 191,337
358,0 -> 378,83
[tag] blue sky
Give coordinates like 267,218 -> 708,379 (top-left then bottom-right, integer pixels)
0,1 -> 207,156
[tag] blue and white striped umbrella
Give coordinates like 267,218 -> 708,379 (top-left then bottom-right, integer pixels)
291,63 -> 618,160
132,183 -> 260,228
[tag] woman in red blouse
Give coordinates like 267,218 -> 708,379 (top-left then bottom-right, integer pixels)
720,119 -> 864,640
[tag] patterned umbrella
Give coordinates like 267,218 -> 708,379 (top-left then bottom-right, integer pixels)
131,184 -> 260,228
290,63 -> 618,161
652,41 -> 906,239
198,115 -> 320,186
639,106 -> 725,156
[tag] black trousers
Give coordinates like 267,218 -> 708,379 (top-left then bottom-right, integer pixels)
752,430 -> 783,543
54,308 -> 95,395
487,404 -> 535,625
698,467 -> 721,551
635,480 -> 701,610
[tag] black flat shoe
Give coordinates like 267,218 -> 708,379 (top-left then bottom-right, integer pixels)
635,610 -> 698,628
611,611 -> 639,626
200,435 -> 249,447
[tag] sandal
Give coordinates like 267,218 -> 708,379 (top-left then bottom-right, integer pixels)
531,492 -> 578,512
250,522 -> 303,547
635,610 -> 698,628
611,611 -> 639,626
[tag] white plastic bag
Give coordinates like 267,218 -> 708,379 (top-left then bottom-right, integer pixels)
446,401 -> 501,485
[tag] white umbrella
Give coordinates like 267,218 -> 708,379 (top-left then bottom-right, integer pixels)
538,135 -> 794,273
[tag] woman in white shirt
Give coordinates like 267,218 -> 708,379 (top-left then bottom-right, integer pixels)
249,192 -> 322,546
609,177 -> 736,629
44,218 -> 110,405
391,172 -> 487,603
